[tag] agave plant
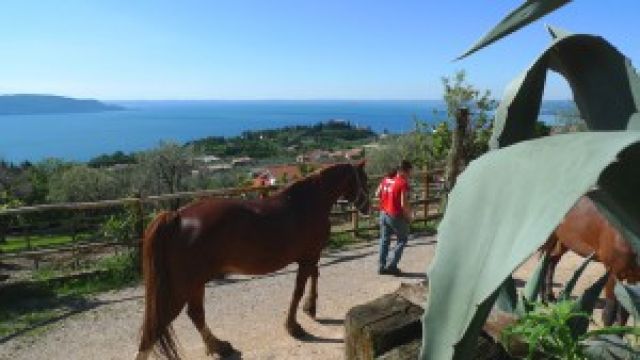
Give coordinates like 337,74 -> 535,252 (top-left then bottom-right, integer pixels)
420,1 -> 640,359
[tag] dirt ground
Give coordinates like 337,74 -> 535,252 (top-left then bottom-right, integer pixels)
0,235 -> 611,360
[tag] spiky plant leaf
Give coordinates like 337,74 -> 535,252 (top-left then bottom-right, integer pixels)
558,253 -> 595,301
496,275 -> 518,313
582,335 -> 640,360
569,272 -> 610,337
457,0 -> 572,59
516,253 -> 549,315
614,282 -> 640,322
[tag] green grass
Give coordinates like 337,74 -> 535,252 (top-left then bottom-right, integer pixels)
0,250 -> 140,338
0,233 -> 97,253
328,232 -> 357,250
410,219 -> 439,235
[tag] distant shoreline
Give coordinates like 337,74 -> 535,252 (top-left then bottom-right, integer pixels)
0,99 -> 570,163
0,94 -> 124,116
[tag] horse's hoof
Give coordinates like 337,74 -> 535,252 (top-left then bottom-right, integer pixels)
286,322 -> 309,339
303,303 -> 317,319
207,340 -> 237,358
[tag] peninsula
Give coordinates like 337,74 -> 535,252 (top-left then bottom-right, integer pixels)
0,94 -> 123,115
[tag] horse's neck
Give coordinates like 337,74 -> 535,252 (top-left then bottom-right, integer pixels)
282,165 -> 347,212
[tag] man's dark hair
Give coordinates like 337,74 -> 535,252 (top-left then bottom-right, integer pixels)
399,160 -> 412,172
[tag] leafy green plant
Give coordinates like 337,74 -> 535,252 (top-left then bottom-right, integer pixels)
101,210 -> 135,242
499,255 -> 640,359
502,300 -> 588,359
502,300 -> 640,360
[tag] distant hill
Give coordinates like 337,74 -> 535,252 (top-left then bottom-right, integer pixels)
0,94 -> 124,115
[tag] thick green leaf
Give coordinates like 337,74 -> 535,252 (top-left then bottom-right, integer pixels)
524,253 -> 548,302
558,253 -> 594,301
490,31 -> 640,149
583,335 -> 640,360
516,253 -> 549,316
496,275 -> 518,314
614,282 -> 640,322
457,0 -> 571,60
421,133 -> 640,360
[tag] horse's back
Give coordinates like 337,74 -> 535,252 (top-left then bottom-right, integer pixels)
173,197 -> 325,276
553,196 -> 639,278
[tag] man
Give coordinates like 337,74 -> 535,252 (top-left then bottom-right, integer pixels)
378,160 -> 412,275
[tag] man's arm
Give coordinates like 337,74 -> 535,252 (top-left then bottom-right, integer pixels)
374,183 -> 382,198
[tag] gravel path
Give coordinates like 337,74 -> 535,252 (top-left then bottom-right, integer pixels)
0,234 -> 610,360
0,237 -> 435,360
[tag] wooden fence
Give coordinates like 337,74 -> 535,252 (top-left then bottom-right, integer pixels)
0,168 -> 445,269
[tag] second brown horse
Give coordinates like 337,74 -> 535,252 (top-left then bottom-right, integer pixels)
541,196 -> 640,326
135,162 -> 370,359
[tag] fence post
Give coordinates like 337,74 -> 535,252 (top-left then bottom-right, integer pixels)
71,214 -> 79,270
423,167 -> 430,225
351,208 -> 359,240
0,215 -> 6,244
133,195 -> 145,273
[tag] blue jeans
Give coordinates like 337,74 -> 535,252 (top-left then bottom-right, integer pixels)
379,212 -> 409,270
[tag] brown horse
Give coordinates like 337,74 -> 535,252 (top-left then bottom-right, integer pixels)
135,162 -> 369,359
540,196 -> 640,326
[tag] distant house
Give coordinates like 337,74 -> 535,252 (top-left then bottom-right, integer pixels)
300,147 -> 364,164
253,164 -> 304,185
194,155 -> 222,164
206,164 -> 233,172
344,148 -> 364,160
307,150 -> 331,162
231,157 -> 254,167
106,163 -> 133,172
296,154 -> 310,163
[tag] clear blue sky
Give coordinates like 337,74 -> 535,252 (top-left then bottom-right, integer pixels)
1,0 -> 639,100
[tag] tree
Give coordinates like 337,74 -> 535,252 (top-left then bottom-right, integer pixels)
442,70 -> 497,162
47,165 -> 120,202
554,102 -> 587,133
133,142 -> 194,196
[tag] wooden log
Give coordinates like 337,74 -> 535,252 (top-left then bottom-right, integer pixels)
345,292 -> 423,360
345,282 -> 514,360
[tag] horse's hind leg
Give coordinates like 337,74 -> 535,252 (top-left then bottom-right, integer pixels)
302,264 -> 319,319
286,262 -> 313,338
187,283 -> 237,357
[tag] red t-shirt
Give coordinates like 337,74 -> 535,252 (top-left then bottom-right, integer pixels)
380,175 -> 409,217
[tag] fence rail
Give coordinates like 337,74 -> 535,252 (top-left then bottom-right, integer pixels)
0,168 -> 445,268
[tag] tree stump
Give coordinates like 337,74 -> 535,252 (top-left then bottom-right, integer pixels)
345,282 -> 515,360
345,292 -> 423,360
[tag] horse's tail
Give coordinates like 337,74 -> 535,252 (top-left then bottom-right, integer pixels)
140,210 -> 181,359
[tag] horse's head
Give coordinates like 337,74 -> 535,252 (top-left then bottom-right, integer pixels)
344,161 -> 370,215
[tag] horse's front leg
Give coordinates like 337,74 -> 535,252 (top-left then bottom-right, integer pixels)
286,262 -> 313,338
602,274 -> 618,326
303,264 -> 319,319
542,255 -> 560,303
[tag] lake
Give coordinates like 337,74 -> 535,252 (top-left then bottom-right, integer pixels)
0,100 -> 566,163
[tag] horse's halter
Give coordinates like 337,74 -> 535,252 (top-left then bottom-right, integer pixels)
350,166 -> 369,212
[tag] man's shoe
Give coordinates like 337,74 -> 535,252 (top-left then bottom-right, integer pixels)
385,267 -> 401,276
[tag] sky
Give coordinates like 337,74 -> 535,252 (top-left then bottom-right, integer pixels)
1,1 -> 639,101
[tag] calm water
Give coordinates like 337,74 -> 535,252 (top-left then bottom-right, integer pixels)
1,100 -> 566,163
